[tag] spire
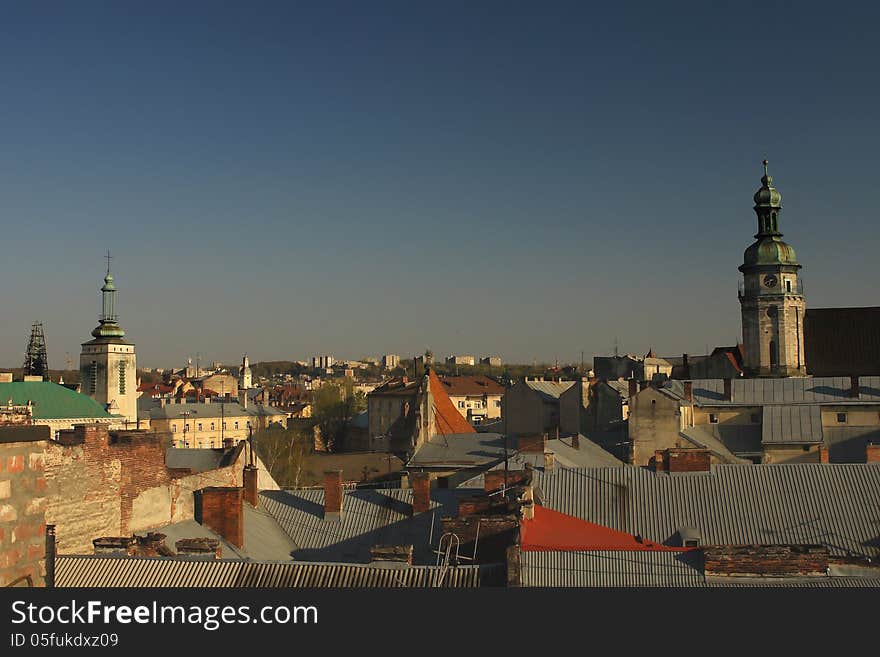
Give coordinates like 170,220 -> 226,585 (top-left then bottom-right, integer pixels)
753,159 -> 783,237
91,253 -> 126,339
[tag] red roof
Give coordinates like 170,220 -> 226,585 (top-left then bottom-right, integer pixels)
439,375 -> 505,396
428,369 -> 476,435
521,505 -> 692,552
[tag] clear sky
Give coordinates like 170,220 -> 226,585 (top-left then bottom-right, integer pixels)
1,1 -> 878,368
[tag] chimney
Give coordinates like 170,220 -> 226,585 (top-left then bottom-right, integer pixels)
628,378 -> 638,398
137,532 -> 167,557
683,381 -> 693,402
543,451 -> 556,471
323,470 -> 344,520
723,378 -> 732,401
818,446 -> 830,463
849,375 -> 861,399
682,353 -> 690,379
411,471 -> 431,514
93,537 -> 138,556
243,464 -> 259,507
370,544 -> 413,567
195,487 -> 244,548
653,450 -> 667,472
45,525 -> 56,589
175,537 -> 222,559
666,448 -> 711,473
571,434 -> 579,450
867,443 -> 880,463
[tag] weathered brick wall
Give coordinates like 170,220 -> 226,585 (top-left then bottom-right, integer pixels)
44,424 -> 244,555
196,487 -> 243,548
0,440 -> 49,587
704,544 -> 828,577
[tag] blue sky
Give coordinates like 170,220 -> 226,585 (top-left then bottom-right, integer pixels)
1,2 -> 878,368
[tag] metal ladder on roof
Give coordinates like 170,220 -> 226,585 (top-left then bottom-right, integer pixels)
433,532 -> 460,588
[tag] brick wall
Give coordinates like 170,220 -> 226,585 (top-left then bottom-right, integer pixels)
0,438 -> 49,587
654,448 -> 711,472
44,424 -> 245,555
703,544 -> 829,577
195,487 -> 243,549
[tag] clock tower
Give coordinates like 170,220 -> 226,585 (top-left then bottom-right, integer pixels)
738,161 -> 806,377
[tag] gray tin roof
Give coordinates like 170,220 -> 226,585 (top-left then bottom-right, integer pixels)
259,488 -> 470,564
55,556 -> 501,587
407,433 -> 507,468
663,376 -> 880,406
524,380 -> 575,400
762,404 -> 824,444
531,464 -> 880,558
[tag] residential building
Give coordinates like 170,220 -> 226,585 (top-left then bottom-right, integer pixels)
312,355 -> 334,369
382,354 -> 400,370
628,376 -> 880,466
437,375 -> 505,425
593,350 -> 672,383
446,355 -> 475,366
79,262 -> 137,424
559,378 -> 631,438
502,378 -> 574,440
738,161 -> 806,377
480,356 -> 502,367
146,398 -> 287,448
666,347 -> 744,379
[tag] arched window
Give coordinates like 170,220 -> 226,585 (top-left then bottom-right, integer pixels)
769,340 -> 778,367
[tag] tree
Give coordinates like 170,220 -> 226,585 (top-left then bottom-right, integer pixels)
311,381 -> 363,453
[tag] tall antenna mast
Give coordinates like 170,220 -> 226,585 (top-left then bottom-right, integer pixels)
23,322 -> 50,381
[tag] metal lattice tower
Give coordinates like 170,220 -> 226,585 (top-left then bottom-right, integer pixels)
23,322 -> 50,380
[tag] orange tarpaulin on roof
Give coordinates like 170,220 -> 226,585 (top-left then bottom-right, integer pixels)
521,505 -> 693,552
428,369 -> 476,435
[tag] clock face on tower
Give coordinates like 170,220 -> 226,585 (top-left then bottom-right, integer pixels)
763,274 -> 778,288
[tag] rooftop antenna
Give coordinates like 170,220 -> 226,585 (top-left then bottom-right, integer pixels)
614,336 -> 619,358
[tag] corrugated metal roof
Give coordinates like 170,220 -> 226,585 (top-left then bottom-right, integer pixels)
531,464 -> 880,557
762,405 -> 823,444
55,556 -> 501,587
663,376 -> 880,406
524,380 -> 575,400
259,488 -> 468,564
519,551 -> 880,587
407,433 -> 506,468
520,550 -> 706,587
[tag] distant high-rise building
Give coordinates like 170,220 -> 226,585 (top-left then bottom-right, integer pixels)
79,256 -> 137,424
382,354 -> 400,370
446,355 -> 475,367
480,356 -> 502,367
738,161 -> 806,377
312,355 -> 335,369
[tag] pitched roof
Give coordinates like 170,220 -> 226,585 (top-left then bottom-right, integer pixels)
662,376 -> 880,406
521,505 -> 689,552
0,382 -> 114,420
523,379 -> 575,401
438,375 -> 505,396
762,404 -> 824,444
408,432 -> 507,468
531,464 -> 880,558
54,556 -> 501,587
428,369 -> 475,435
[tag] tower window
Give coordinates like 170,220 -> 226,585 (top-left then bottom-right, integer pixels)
118,361 -> 126,394
785,279 -> 792,293
709,413 -> 719,424
769,340 -> 778,367
837,413 -> 847,424
90,362 -> 98,395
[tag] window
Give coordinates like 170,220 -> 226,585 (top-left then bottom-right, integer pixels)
458,401 -> 465,408
495,400 -> 501,408
785,279 -> 792,293
90,361 -> 98,395
118,361 -> 126,394
769,340 -> 778,367
223,422 -> 227,430
197,423 -> 203,431
210,422 -> 215,431
709,413 -> 719,424
172,425 -> 177,433
837,412 -> 847,424
234,421 -> 239,430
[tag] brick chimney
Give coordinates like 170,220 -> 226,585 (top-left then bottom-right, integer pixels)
666,448 -> 710,472
175,537 -> 222,559
723,378 -> 732,402
849,375 -> 861,399
323,470 -> 344,521
628,378 -> 638,398
683,381 -> 693,403
195,487 -> 244,548
93,537 -> 137,556
867,443 -> 880,463
136,532 -> 168,557
243,464 -> 259,507
571,434 -> 579,450
411,471 -> 431,514
818,446 -> 830,463
682,353 -> 690,379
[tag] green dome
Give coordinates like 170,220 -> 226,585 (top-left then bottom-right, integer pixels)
743,236 -> 799,267
753,181 -> 781,207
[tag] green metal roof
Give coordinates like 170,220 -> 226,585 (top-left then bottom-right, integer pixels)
742,236 -> 799,267
0,382 -> 113,420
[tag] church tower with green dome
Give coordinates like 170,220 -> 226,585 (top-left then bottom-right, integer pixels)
79,254 -> 138,424
738,161 -> 806,377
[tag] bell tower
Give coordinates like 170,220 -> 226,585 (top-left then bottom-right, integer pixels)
80,253 -> 138,423
738,161 -> 806,377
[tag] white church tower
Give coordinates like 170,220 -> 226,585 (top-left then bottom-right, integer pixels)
239,353 -> 253,390
80,254 -> 138,424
